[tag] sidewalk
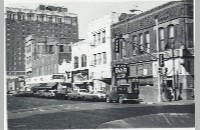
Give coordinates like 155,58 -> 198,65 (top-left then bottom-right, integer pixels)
96,113 -> 195,129
140,99 -> 195,105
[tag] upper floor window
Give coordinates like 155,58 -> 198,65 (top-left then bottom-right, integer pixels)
103,52 -> 107,64
7,14 -> 11,19
58,17 -> 62,23
138,34 -> 144,54
27,14 -> 32,21
98,53 -> 102,65
59,45 -> 64,52
168,25 -> 175,49
93,34 -> 96,45
97,33 -> 101,44
102,31 -> 106,43
145,32 -> 150,53
159,28 -> 165,51
122,41 -> 126,58
74,56 -> 79,69
93,54 -> 97,66
132,35 -> 137,55
81,54 -> 87,67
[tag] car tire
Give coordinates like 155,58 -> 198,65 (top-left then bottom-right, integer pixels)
106,97 -> 112,103
119,97 -> 124,104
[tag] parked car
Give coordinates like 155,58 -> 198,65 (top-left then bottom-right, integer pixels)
7,90 -> 17,96
43,90 -> 58,98
37,90 -> 46,98
55,90 -> 72,99
81,90 -> 106,101
68,89 -> 87,100
106,84 -> 142,104
14,91 -> 33,97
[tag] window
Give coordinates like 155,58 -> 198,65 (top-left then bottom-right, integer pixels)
7,14 -> 11,19
122,41 -> 126,58
27,14 -> 31,21
132,36 -> 137,55
58,17 -> 62,23
81,54 -> 87,67
102,31 -> 106,43
93,54 -> 97,65
139,34 -> 144,54
93,34 -> 96,45
59,45 -> 64,52
22,14 -> 25,20
98,53 -> 102,65
48,17 -> 53,22
103,52 -> 107,64
168,25 -> 175,49
74,56 -> 79,69
49,45 -> 54,54
145,32 -> 150,53
98,33 -> 101,44
159,28 -> 165,51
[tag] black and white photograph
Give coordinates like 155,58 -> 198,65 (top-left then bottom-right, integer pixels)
4,0 -> 195,129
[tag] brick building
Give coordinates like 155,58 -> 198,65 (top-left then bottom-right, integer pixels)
111,0 -> 194,102
25,35 -> 72,91
5,5 -> 78,91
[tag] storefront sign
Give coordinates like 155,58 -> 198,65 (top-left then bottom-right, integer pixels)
114,64 -> 129,78
114,39 -> 120,53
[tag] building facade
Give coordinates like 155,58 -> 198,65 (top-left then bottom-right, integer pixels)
71,40 -> 93,90
5,5 -> 78,91
87,13 -> 121,91
111,0 -> 194,102
25,35 -> 72,91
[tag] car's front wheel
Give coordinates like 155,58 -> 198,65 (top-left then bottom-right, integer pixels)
106,97 -> 112,103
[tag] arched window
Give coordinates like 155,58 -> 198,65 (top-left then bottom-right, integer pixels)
74,56 -> 79,69
81,54 -> 87,67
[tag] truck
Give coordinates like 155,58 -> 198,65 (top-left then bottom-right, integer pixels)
106,84 -> 143,104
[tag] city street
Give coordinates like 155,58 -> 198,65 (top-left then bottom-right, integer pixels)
7,96 -> 195,129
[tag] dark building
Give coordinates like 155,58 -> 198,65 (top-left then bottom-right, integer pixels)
111,0 -> 194,102
5,5 -> 79,91
5,5 -> 78,77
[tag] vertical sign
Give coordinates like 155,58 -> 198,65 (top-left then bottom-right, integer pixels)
159,54 -> 165,67
114,39 -> 120,53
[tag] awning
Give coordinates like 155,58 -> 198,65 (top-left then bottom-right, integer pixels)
31,83 -> 58,89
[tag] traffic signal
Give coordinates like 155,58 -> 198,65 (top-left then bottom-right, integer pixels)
164,68 -> 168,75
158,67 -> 163,76
159,54 -> 165,67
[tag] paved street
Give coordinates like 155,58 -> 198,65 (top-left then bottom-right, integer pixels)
7,96 -> 195,129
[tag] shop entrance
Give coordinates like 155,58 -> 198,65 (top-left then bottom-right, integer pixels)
166,80 -> 172,88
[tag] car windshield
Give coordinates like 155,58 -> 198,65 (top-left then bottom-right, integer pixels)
80,90 -> 86,92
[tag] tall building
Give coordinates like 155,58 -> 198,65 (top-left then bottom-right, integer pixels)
88,13 -> 121,91
111,0 -> 193,102
5,5 -> 78,90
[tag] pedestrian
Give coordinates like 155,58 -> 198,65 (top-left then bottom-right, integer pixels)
167,87 -> 173,102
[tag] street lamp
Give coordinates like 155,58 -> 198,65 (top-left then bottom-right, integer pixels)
129,9 -> 161,102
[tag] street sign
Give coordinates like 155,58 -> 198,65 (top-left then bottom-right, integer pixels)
159,54 -> 165,67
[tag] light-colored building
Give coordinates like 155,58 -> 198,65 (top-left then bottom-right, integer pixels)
87,13 -> 121,91
71,40 -> 93,90
25,35 -> 72,91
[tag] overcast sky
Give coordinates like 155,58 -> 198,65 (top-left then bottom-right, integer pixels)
5,0 -> 174,39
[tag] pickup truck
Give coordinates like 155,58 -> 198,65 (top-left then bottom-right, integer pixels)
68,89 -> 88,100
106,84 -> 142,104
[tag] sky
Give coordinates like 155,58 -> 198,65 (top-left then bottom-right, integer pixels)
5,0 -> 174,39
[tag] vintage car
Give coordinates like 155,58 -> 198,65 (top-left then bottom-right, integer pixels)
81,90 -> 106,101
67,89 -> 87,100
106,84 -> 142,104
